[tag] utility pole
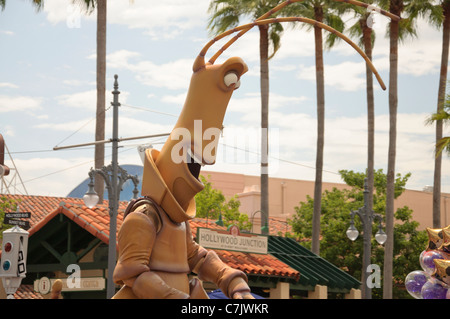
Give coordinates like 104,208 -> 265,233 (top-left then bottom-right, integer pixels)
54,75 -> 169,298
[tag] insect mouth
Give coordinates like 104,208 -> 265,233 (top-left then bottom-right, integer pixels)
187,149 -> 202,180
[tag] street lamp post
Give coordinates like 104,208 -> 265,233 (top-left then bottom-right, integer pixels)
250,210 -> 269,234
83,75 -> 140,299
346,178 -> 387,299
206,203 -> 224,227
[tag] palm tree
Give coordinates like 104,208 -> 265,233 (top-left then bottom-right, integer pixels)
411,0 -> 450,229
75,0 -> 107,204
428,90 -> 450,157
1,0 -> 43,11
95,0 -> 107,205
378,0 -> 420,299
281,0 -> 345,255
339,0 -> 376,233
432,0 -> 450,229
207,0 -> 284,235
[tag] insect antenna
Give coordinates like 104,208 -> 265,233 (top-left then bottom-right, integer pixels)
194,0 -> 400,88
196,17 -> 390,89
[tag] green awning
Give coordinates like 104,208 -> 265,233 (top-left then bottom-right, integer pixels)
268,236 -> 361,292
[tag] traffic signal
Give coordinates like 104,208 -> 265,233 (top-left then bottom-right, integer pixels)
1,226 -> 28,278
0,226 -> 29,296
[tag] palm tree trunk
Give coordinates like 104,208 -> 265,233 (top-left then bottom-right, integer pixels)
433,3 -> 450,228
259,25 -> 270,235
384,1 -> 401,299
362,24 -> 374,217
362,21 -> 375,300
312,5 -> 325,255
95,0 -> 107,204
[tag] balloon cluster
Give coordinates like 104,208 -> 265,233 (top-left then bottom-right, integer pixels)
405,225 -> 450,299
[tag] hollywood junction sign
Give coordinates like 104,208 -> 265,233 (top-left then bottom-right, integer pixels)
197,226 -> 268,254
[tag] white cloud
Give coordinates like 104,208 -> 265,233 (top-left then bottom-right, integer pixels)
56,89 -> 129,110
103,50 -> 141,69
0,95 -> 43,113
264,16 -> 444,92
134,59 -> 192,90
1,125 -> 16,138
272,28 -> 316,60
0,30 -> 14,36
216,110 -> 447,192
0,82 -> 19,89
12,156 -> 94,197
297,61 -> 370,92
334,17 -> 444,78
107,0 -> 210,39
62,79 -> 85,87
43,0 -> 210,39
161,93 -> 186,105
11,109 -> 449,197
34,115 -> 173,145
107,50 -> 192,90
34,118 -> 95,134
116,116 -> 173,139
227,92 -> 308,117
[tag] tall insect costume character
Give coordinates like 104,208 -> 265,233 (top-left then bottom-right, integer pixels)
112,0 -> 399,299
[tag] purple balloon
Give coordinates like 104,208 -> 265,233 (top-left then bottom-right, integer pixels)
406,280 -> 422,294
420,250 -> 447,274
405,271 -> 430,299
421,279 -> 448,299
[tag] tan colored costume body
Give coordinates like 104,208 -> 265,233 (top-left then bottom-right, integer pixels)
112,56 -> 252,299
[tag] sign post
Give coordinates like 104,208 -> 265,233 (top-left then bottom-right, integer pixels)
197,226 -> 268,254
3,212 -> 31,230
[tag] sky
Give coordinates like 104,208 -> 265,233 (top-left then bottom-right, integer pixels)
0,0 -> 449,199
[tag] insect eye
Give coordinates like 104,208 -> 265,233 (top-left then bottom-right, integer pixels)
224,72 -> 240,89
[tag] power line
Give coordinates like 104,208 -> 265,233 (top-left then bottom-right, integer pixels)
121,103 -> 178,117
54,104 -> 113,149
219,142 -> 339,175
17,136 -> 338,188
21,145 -> 139,185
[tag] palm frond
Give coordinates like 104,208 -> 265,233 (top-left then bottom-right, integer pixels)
208,6 -> 242,34
324,12 -> 345,49
31,0 -> 44,11
268,22 -> 284,59
436,137 -> 450,157
71,0 -> 96,14
406,0 -> 443,28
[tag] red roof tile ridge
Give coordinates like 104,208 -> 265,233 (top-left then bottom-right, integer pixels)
59,202 -> 112,245
28,205 -> 62,237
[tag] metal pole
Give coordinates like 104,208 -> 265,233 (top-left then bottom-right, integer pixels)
52,133 -> 170,151
361,178 -> 373,299
106,74 -> 120,299
363,178 -> 373,299
347,178 -> 385,299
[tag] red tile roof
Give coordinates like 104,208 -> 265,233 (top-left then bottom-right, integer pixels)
269,217 -> 293,235
13,285 -> 44,299
188,217 -> 299,280
0,194 -> 300,292
215,249 -> 299,280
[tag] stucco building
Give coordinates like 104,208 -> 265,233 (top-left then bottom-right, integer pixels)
202,170 -> 450,231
